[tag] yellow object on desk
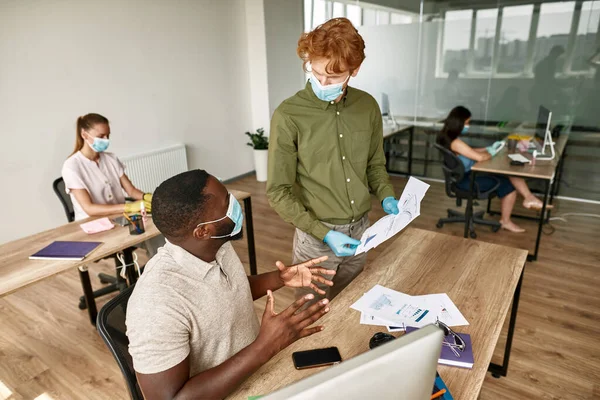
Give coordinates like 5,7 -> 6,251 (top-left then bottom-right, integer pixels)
506,134 -> 533,141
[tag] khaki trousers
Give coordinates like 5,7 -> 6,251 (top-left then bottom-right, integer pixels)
292,215 -> 370,304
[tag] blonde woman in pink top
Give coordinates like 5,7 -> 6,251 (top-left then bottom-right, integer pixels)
62,113 -> 164,255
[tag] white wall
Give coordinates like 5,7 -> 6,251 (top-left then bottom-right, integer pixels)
245,0 -> 272,133
264,0 -> 306,117
0,0 -> 258,244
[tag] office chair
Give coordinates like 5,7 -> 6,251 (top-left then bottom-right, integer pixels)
52,177 -> 126,310
433,145 -> 501,238
97,286 -> 144,400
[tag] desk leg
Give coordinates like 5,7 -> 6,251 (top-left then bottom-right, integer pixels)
408,126 -> 414,176
243,197 -> 258,276
464,172 -> 476,238
424,131 -> 430,176
78,265 -> 97,326
554,145 -> 567,198
488,265 -> 524,378
384,137 -> 390,171
122,248 -> 139,286
528,179 -> 550,262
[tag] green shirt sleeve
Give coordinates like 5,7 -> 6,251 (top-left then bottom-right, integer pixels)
367,103 -> 396,202
266,110 -> 330,241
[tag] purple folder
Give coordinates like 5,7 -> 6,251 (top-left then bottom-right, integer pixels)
29,241 -> 103,261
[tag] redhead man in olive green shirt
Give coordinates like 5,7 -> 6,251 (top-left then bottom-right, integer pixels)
267,18 -> 399,302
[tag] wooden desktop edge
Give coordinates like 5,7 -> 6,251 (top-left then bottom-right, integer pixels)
0,189 -> 252,297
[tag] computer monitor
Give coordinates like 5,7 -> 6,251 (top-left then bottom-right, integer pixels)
534,105 -> 555,160
262,324 -> 444,400
535,105 -> 551,141
381,92 -> 390,117
381,93 -> 398,126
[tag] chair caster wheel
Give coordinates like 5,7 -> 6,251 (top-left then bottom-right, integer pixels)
78,299 -> 87,310
492,373 -> 501,379
436,222 -> 443,228
470,231 -> 477,239
99,277 -> 111,284
492,225 -> 500,233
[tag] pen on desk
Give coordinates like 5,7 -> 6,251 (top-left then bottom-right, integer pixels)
123,213 -> 142,234
431,388 -> 446,399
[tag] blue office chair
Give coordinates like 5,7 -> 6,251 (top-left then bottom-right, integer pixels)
434,145 -> 501,238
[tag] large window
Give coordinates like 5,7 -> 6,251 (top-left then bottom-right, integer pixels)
472,9 -> 498,73
441,10 -> 473,74
304,0 -> 417,31
391,12 -> 413,25
533,2 -> 576,68
346,4 -> 362,27
497,5 -> 534,73
437,0 -> 599,78
332,2 -> 345,18
571,1 -> 600,71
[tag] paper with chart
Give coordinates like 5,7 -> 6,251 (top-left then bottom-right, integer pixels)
352,285 -> 469,328
351,285 -> 431,327
354,177 -> 430,255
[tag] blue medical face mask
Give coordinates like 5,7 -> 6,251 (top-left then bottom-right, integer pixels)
309,71 -> 350,102
85,133 -> 110,152
196,193 -> 243,239
461,125 -> 469,135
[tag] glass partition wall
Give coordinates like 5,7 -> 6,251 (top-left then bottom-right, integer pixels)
304,0 -> 600,201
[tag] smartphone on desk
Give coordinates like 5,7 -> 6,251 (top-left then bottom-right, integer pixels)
292,347 -> 342,370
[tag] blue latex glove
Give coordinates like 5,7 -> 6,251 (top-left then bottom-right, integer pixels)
382,196 -> 399,215
324,230 -> 361,257
486,141 -> 505,157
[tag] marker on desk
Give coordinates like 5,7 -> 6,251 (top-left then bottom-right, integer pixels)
431,388 -> 447,399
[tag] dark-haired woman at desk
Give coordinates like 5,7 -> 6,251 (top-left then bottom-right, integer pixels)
436,106 -> 551,233
61,113 -> 164,255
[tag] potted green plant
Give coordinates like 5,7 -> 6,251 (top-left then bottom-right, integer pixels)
246,128 -> 269,182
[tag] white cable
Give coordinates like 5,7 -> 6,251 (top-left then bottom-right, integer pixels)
549,213 -> 600,223
116,251 -> 141,280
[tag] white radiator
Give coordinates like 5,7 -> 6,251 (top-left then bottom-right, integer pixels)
120,144 -> 188,193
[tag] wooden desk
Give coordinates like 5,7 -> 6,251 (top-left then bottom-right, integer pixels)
0,189 -> 257,323
229,228 -> 527,400
467,135 -> 569,261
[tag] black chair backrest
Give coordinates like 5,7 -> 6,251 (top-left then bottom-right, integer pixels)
52,177 -> 75,222
97,286 -> 144,400
433,144 -> 466,199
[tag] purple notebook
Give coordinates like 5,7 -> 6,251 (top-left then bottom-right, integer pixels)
406,326 -> 474,369
29,241 -> 102,261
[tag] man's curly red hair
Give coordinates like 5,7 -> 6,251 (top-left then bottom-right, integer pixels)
297,18 -> 366,74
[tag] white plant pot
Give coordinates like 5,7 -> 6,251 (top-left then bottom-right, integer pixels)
253,149 -> 268,182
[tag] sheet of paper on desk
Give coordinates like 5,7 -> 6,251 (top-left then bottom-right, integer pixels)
354,177 -> 430,255
351,285 -> 468,328
360,311 -> 400,327
351,285 -> 430,327
360,313 -> 405,331
413,293 -> 469,327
